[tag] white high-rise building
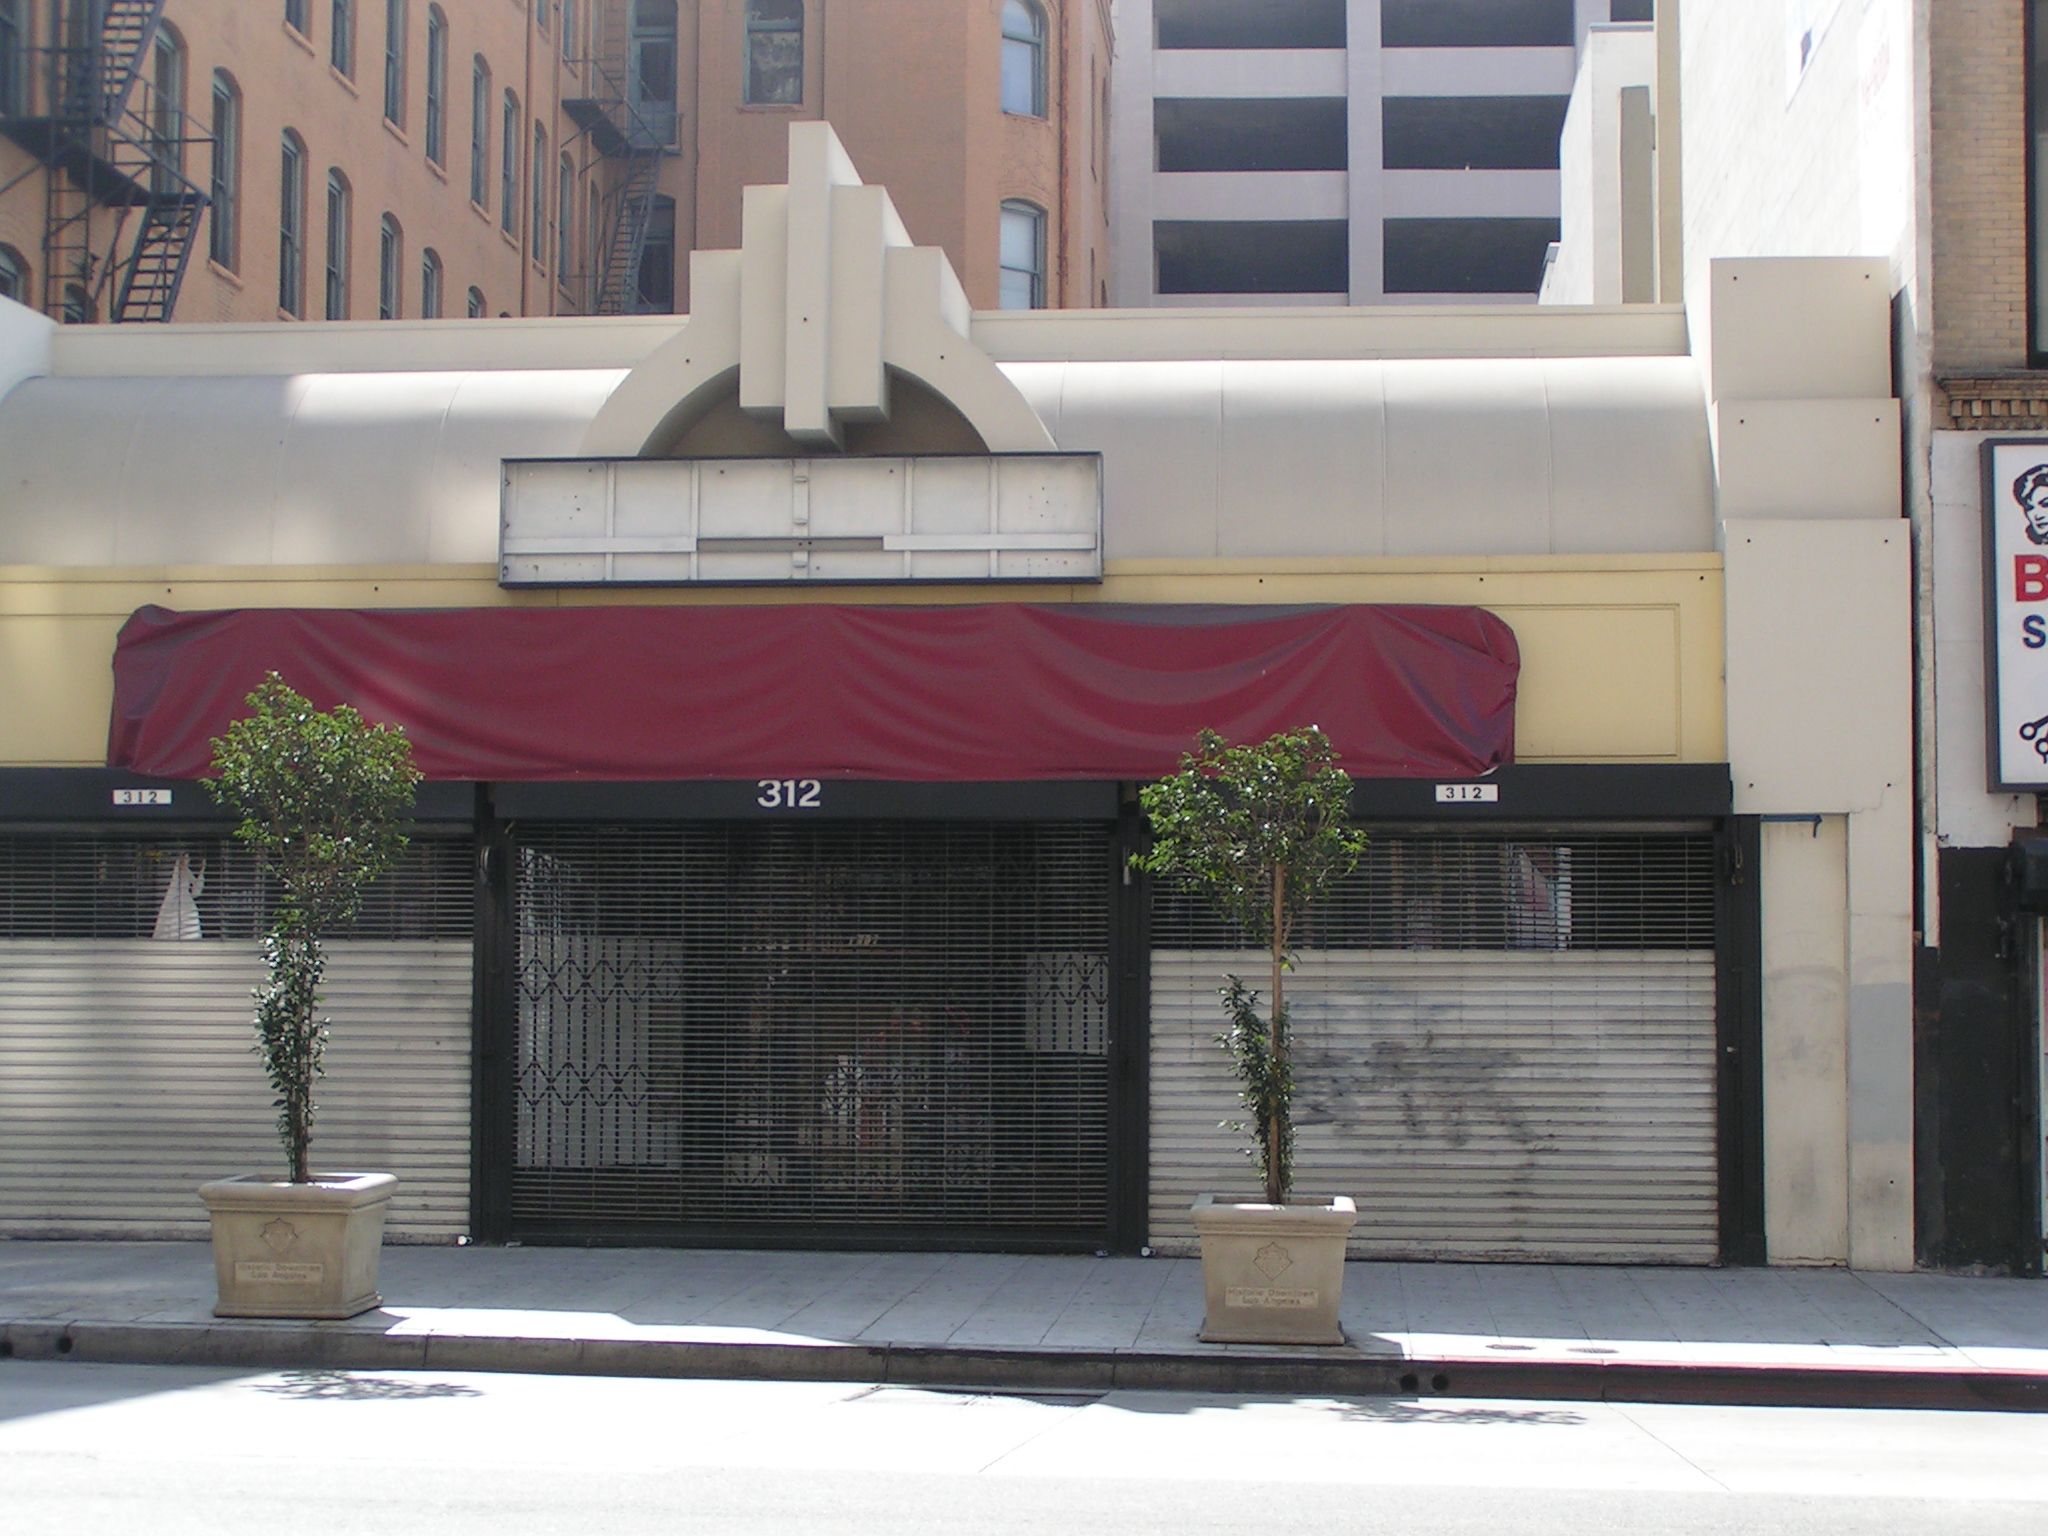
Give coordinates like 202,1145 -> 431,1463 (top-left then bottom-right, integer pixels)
1109,0 -> 1650,306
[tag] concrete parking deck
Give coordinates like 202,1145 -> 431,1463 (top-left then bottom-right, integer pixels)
2,1242 -> 2042,1410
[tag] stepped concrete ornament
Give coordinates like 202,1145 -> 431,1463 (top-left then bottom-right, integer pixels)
582,123 -> 1056,457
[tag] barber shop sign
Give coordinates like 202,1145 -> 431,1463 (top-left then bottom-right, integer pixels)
1986,439 -> 2048,788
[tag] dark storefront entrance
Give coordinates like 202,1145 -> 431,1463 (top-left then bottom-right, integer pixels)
478,806 -> 1132,1250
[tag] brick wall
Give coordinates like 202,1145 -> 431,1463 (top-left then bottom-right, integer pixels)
1931,0 -> 2030,372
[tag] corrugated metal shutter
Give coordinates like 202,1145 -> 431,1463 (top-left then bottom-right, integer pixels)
1148,830 -> 1720,1265
0,834 -> 474,1241
508,821 -> 1112,1243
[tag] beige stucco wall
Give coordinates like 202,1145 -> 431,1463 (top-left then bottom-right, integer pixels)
0,554 -> 1724,771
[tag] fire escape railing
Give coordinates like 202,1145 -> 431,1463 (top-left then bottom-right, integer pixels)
0,0 -> 211,323
561,49 -> 675,317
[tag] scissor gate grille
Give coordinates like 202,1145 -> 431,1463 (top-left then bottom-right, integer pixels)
508,820 -> 1113,1243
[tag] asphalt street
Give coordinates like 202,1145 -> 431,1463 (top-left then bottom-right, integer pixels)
5,1359 -> 2046,1534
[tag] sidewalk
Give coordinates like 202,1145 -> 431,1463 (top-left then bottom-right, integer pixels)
3,1241 -> 2043,1410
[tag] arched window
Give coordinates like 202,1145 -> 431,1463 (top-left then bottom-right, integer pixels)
999,199 -> 1045,309
332,0 -> 355,79
469,56 -> 489,206
382,0 -> 406,126
631,0 -> 678,144
420,246 -> 443,317
378,213 -> 401,318
500,89 -> 519,232
558,153 -> 575,279
1001,2 -> 1045,118
0,245 -> 27,304
743,0 -> 801,106
208,70 -> 241,270
531,122 -> 548,263
466,284 -> 484,319
424,7 -> 447,164
324,168 -> 351,319
278,130 -> 306,316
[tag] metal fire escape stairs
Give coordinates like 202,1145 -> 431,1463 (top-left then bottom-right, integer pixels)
0,0 -> 211,322
562,49 -> 671,316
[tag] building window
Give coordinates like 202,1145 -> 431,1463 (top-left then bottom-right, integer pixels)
149,28 -> 184,194
62,284 -> 94,324
999,200 -> 1046,309
0,0 -> 24,118
0,245 -> 25,303
1381,0 -> 1571,48
208,72 -> 240,270
420,246 -> 442,317
1001,2 -> 1045,118
536,0 -> 549,33
1382,96 -> 1568,171
285,0 -> 309,35
631,0 -> 678,143
1156,218 -> 1347,295
531,124 -> 548,263
1156,0 -> 1344,49
382,0 -> 405,125
467,284 -> 484,318
1156,98 -> 1347,172
563,0 -> 576,59
332,0 -> 355,78
469,57 -> 489,206
1383,217 -> 1560,295
558,154 -> 575,277
325,169 -> 351,319
633,195 -> 676,313
378,213 -> 401,317
744,0 -> 802,106
279,131 -> 306,315
424,7 -> 446,163
501,92 -> 520,233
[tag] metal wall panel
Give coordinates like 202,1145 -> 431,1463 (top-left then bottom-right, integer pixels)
1150,948 -> 1719,1262
0,940 -> 473,1240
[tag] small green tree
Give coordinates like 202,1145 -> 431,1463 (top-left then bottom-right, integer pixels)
207,675 -> 420,1183
1132,727 -> 1366,1204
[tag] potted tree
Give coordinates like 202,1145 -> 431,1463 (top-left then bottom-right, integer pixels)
1134,726 -> 1367,1345
197,675 -> 421,1320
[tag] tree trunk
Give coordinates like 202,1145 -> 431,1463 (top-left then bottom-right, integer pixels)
1266,863 -> 1286,1205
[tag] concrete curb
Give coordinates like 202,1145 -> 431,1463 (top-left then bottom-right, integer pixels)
4,1318 -> 2044,1411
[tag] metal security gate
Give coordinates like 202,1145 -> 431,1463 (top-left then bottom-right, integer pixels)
505,821 -> 1113,1245
0,833 -> 475,1240
1149,828 -> 1722,1264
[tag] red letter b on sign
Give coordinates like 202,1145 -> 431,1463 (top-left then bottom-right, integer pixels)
2018,555 -> 2048,602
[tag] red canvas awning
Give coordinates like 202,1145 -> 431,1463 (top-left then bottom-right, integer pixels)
107,603 -> 1518,783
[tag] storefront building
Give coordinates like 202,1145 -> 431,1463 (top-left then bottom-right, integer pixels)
0,124 -> 1909,1268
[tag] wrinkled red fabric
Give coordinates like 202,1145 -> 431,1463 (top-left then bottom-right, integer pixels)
107,603 -> 1518,782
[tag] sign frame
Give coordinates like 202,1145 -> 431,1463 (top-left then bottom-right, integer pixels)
1982,438 -> 2048,791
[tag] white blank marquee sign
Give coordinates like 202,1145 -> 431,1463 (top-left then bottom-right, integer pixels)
1987,440 -> 2048,789
500,455 -> 1103,587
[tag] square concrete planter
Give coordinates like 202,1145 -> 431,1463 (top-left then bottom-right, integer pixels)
1191,1194 -> 1359,1345
198,1172 -> 399,1320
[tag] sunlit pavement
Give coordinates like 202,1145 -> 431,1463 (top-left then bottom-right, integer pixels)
6,1359 -> 2048,1535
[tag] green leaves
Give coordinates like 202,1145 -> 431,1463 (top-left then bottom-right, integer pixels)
206,675 -> 419,1181
1130,727 -> 1366,953
1132,727 -> 1365,1201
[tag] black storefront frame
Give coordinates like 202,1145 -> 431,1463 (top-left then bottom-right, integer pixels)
0,766 -> 1761,1263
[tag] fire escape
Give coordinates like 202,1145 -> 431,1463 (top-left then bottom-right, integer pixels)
0,0 -> 210,322
562,4 -> 675,315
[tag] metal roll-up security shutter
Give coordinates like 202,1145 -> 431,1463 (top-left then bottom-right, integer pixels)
1150,829 -> 1720,1264
508,821 -> 1112,1245
0,834 -> 474,1241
